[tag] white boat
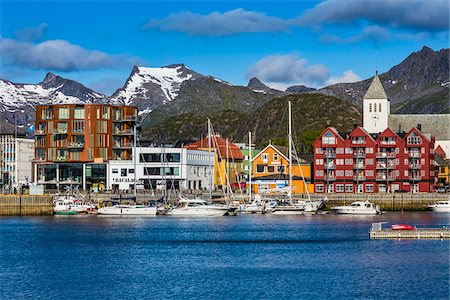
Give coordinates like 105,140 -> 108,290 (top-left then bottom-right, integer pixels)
331,200 -> 381,215
298,197 -> 328,213
428,201 -> 450,213
271,203 -> 306,215
53,195 -> 95,214
242,195 -> 277,214
168,197 -> 230,216
97,204 -> 157,215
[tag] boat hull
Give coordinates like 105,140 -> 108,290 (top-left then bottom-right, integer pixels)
331,207 -> 379,215
97,206 -> 157,215
428,205 -> 450,213
168,207 -> 228,217
54,210 -> 78,215
271,206 -> 305,215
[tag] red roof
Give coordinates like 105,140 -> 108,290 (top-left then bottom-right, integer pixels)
184,135 -> 244,160
435,145 -> 446,158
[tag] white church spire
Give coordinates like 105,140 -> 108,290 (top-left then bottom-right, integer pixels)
363,72 -> 390,133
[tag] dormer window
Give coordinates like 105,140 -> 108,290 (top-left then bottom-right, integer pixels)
322,131 -> 336,145
407,132 -> 421,145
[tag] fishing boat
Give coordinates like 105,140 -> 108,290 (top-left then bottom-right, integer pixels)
330,200 -> 381,215
167,196 -> 231,216
53,199 -> 78,215
53,187 -> 95,214
428,201 -> 450,213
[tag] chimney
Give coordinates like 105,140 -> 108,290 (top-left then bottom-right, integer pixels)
417,124 -> 422,132
326,119 -> 330,126
353,122 -> 358,130
398,124 -> 401,133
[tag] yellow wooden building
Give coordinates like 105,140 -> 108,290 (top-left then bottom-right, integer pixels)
251,144 -> 314,194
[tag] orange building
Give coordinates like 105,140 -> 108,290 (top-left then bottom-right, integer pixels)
251,144 -> 313,194
33,104 -> 137,191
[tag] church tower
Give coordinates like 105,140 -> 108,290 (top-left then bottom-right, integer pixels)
363,71 -> 390,133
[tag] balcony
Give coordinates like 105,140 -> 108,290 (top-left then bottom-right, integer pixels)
113,115 -> 137,122
376,152 -> 395,158
409,152 -> 421,158
376,175 -> 396,181
351,139 -> 365,145
376,164 -> 387,169
353,176 -> 366,181
324,152 -> 336,158
113,142 -> 132,149
54,128 -> 68,135
72,131 -> 85,135
324,175 -> 336,181
409,176 -> 422,181
113,129 -> 133,135
353,163 -> 364,169
68,142 -> 85,149
324,163 -> 336,169
35,129 -> 46,135
32,157 -> 46,162
409,164 -> 421,169
380,140 -> 396,146
353,152 -> 365,158
54,156 -> 68,162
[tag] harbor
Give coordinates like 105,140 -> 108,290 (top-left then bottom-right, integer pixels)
370,222 -> 450,239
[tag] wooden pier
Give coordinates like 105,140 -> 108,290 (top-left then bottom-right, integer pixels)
370,223 -> 450,239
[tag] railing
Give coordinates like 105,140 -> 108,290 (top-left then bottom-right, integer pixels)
409,152 -> 421,158
54,156 -> 68,161
380,140 -> 396,145
351,140 -> 365,145
56,128 -> 68,134
409,164 -> 421,169
353,152 -> 365,158
324,152 -> 336,158
376,175 -> 396,181
409,176 -> 422,181
324,163 -> 336,169
72,130 -> 84,135
353,164 -> 364,169
113,129 -> 133,135
353,176 -> 366,181
113,143 -> 132,148
68,142 -> 85,148
324,175 -> 336,181
376,152 -> 395,158
123,115 -> 137,121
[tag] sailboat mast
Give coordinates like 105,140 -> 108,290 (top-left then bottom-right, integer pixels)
133,123 -> 137,198
248,131 -> 252,201
226,138 -> 229,200
288,101 -> 293,202
207,118 -> 212,200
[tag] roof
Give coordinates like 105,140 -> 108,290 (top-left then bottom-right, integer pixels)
363,73 -> 388,100
184,135 -> 244,160
252,173 -> 311,181
434,153 -> 449,167
389,114 -> 450,140
435,145 -> 446,158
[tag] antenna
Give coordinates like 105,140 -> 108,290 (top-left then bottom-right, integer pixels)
375,61 -> 378,76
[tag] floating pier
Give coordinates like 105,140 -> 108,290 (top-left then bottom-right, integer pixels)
370,222 -> 450,239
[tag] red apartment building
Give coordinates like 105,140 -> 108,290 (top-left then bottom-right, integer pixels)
313,125 -> 436,193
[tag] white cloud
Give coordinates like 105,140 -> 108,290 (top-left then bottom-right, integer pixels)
14,23 -> 48,41
325,70 -> 361,86
143,8 -> 291,36
0,38 -> 137,71
246,54 -> 329,89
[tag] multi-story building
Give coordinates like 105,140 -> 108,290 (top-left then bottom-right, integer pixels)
251,144 -> 313,194
33,104 -> 137,191
234,142 -> 261,182
184,135 -> 243,189
107,147 -> 213,192
0,134 -> 34,193
313,125 -> 436,193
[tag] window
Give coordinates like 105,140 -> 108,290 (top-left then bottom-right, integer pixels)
345,184 -> 353,193
74,107 -> 85,119
365,184 -> 374,193
73,120 -> 84,133
315,170 -> 323,177
267,166 -> 275,173
277,166 -> 285,173
316,184 -> 324,193
357,184 -> 363,193
58,108 -> 69,119
369,103 -> 372,112
374,103 -> 377,112
315,148 -> 323,154
404,170 -> 408,176
129,169 -> 134,174
256,165 -> 264,173
273,153 -> 278,161
322,131 -> 336,145
121,169 -> 127,177
112,168 -> 118,174
336,184 -> 344,193
262,154 -> 269,161
407,132 -> 421,145
379,103 -> 381,112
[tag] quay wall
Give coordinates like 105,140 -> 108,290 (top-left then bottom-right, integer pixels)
0,195 -> 53,216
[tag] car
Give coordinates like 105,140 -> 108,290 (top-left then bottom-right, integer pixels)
392,224 -> 415,230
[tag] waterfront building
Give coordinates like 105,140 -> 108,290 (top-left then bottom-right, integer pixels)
313,125 -> 436,193
33,104 -> 137,191
251,144 -> 313,194
184,135 -> 244,189
234,142 -> 261,182
0,134 -> 34,193
434,153 -> 449,187
107,147 -> 213,192
363,72 -> 450,158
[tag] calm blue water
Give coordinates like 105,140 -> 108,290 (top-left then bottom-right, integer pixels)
1,213 -> 449,299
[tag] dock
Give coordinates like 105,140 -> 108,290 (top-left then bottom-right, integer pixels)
370,222 -> 450,239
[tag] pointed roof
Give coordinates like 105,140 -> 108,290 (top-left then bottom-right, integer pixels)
364,72 -> 388,100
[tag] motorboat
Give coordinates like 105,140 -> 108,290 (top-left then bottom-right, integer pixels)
97,204 -> 157,215
242,195 -> 277,214
271,201 -> 306,215
167,197 -> 230,216
428,201 -> 450,213
330,200 -> 381,215
392,224 -> 415,230
298,197 -> 328,213
53,199 -> 78,215
53,196 -> 96,215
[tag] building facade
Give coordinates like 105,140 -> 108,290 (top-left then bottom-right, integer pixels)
33,104 -> 137,191
107,147 -> 213,192
235,142 -> 261,182
251,144 -> 313,194
0,135 -> 34,193
313,126 -> 436,193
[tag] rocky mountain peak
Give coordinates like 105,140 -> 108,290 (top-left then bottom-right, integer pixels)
247,77 -> 268,90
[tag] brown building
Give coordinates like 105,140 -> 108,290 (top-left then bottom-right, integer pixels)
33,104 -> 137,191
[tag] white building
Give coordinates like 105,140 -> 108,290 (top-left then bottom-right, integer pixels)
0,135 -> 34,193
107,147 -> 214,192
363,72 -> 450,158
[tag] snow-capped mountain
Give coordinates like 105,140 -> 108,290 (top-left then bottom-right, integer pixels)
110,64 -> 201,113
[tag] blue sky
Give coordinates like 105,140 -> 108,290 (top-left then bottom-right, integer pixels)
1,0 -> 448,94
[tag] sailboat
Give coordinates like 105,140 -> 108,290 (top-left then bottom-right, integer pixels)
271,101 -> 327,215
98,123 -> 157,216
